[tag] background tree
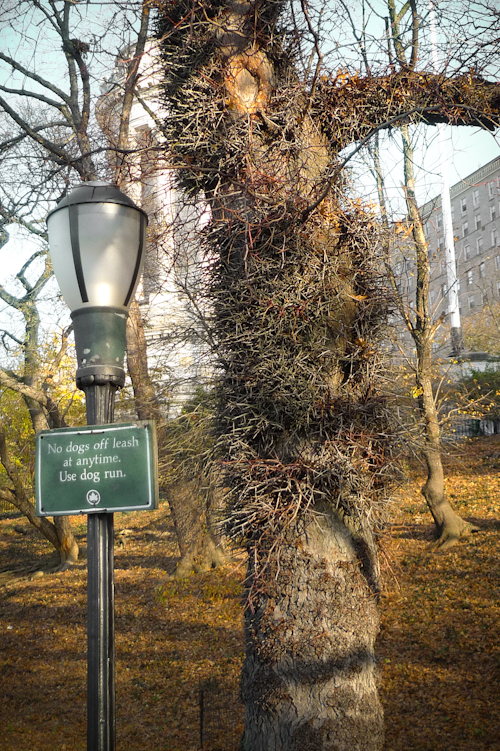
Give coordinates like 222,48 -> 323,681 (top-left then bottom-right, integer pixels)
347,0 -> 478,547
95,3 -> 226,574
0,0 -> 224,574
0,226 -> 82,567
462,298 -> 500,354
156,0 -> 500,747
0,0 -> 132,566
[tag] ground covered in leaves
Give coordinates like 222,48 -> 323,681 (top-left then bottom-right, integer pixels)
1,437 -> 499,751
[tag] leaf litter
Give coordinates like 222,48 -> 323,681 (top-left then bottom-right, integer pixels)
0,436 -> 499,750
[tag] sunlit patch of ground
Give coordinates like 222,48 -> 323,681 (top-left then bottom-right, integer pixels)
1,436 -> 499,750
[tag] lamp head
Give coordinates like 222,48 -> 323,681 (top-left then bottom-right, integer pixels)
47,182 -> 148,389
47,181 -> 148,312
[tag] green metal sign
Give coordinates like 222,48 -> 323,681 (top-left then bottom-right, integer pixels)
35,421 -> 158,516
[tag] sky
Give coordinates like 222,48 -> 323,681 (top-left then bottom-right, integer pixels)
349,125 -> 500,218
1,1 -> 500,287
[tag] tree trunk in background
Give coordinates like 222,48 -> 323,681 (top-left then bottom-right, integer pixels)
53,517 -> 79,567
126,301 -> 225,575
401,124 -> 476,548
126,301 -> 162,422
167,476 -> 225,578
113,0 -> 226,575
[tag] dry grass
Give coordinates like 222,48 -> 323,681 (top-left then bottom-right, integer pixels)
1,436 -> 500,750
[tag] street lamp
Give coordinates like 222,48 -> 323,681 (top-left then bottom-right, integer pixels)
47,181 -> 148,751
47,180 -> 147,393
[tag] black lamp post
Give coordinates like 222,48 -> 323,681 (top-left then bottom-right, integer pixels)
47,181 -> 148,751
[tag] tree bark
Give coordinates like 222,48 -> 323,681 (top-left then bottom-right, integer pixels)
126,301 -> 162,422
158,3 -> 391,747
241,506 -> 383,751
417,355 -> 476,547
167,476 -> 225,577
53,516 -> 79,568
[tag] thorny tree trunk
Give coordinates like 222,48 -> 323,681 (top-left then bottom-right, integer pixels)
242,506 -> 383,751
401,124 -> 476,548
158,2 -> 391,747
157,0 -> 500,744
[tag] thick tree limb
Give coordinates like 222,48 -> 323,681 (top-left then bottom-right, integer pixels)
0,51 -> 70,105
316,71 -> 500,153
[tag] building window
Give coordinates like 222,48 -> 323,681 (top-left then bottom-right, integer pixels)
437,214 -> 443,229
496,254 -> 500,270
467,269 -> 474,286
480,261 -> 486,278
464,244 -> 471,260
482,292 -> 488,306
475,214 -> 482,230
491,205 -> 497,222
461,197 -> 467,214
407,277 -> 413,292
462,221 -> 468,237
477,236 -> 483,254
497,280 -> 500,296
492,228 -> 499,248
430,289 -> 436,304
469,295 -> 475,310
473,188 -> 480,207
489,180 -> 496,199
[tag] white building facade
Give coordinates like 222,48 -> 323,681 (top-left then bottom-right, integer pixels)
99,44 -> 212,416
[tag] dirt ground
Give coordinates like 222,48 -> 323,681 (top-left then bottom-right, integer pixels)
1,437 -> 500,751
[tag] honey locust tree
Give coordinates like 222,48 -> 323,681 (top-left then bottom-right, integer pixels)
156,0 -> 500,747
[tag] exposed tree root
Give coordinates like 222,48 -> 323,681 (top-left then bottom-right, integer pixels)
431,520 -> 480,551
171,540 -> 226,579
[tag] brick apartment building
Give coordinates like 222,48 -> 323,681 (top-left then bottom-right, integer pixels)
393,155 -> 500,360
